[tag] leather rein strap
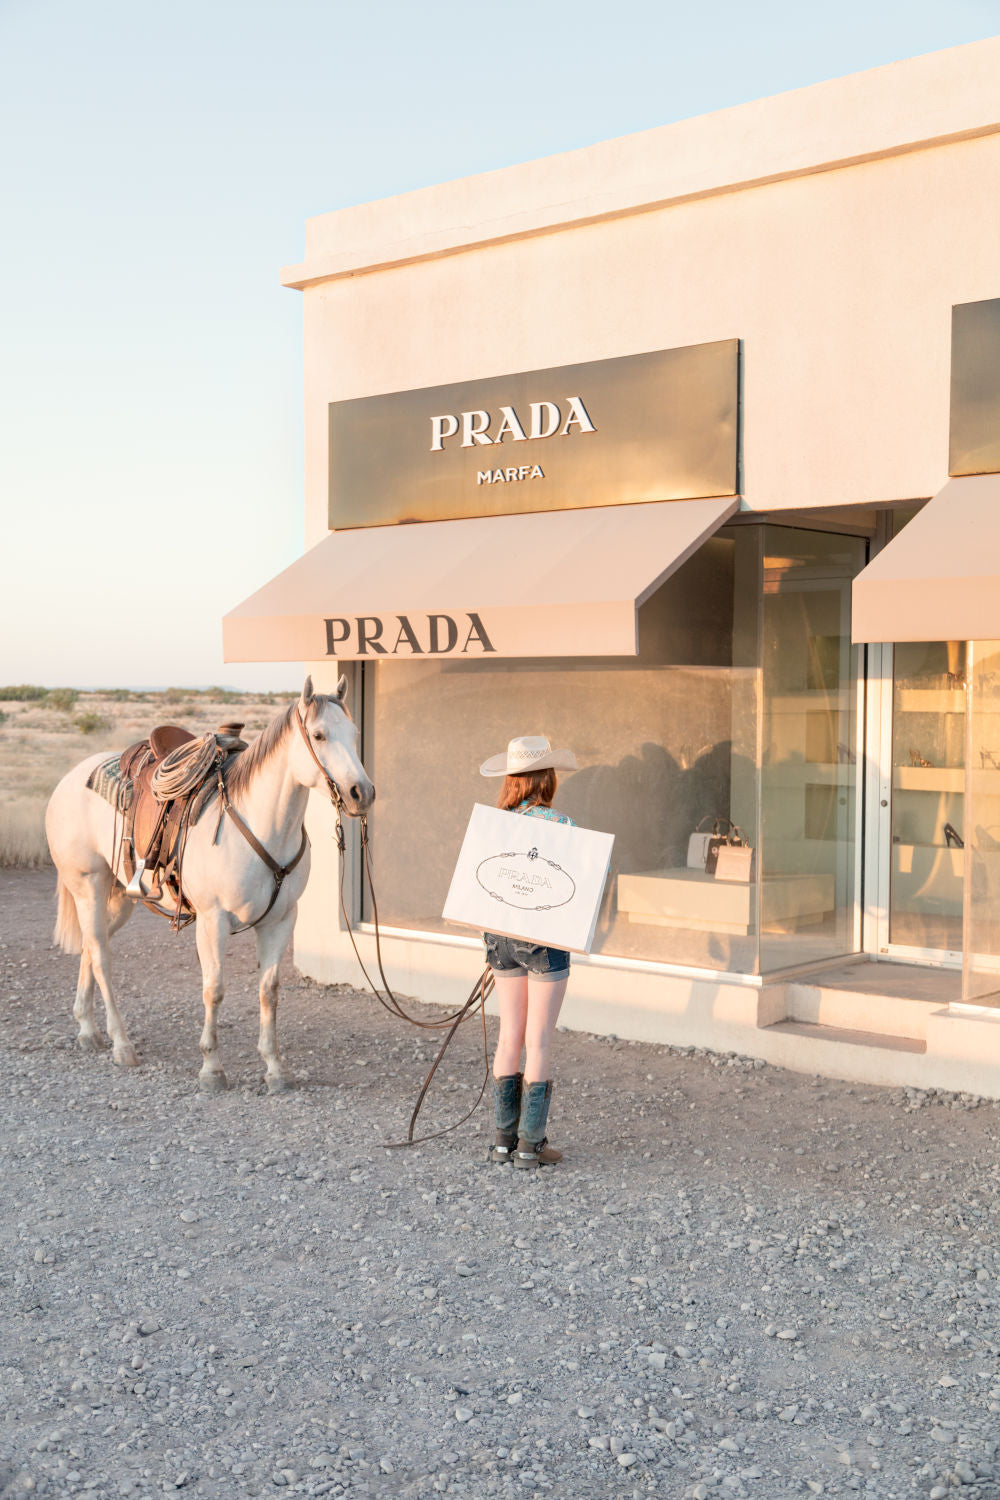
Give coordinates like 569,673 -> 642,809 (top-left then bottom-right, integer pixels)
216,719 -> 311,934
218,787 -> 308,935
293,704 -> 493,1146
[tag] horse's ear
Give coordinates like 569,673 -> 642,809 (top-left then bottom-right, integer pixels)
333,674 -> 349,705
300,675 -> 315,710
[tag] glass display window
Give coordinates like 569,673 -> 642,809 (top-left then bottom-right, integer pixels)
758,526 -> 866,972
360,523 -> 866,977
889,640 -> 966,954
963,641 -> 1000,1006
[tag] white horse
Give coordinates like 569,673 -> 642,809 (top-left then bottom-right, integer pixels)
45,676 -> 373,1091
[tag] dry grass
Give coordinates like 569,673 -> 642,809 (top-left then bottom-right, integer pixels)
0,689 -> 289,868
0,797 -> 51,867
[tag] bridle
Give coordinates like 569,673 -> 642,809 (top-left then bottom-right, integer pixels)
293,705 -> 492,1145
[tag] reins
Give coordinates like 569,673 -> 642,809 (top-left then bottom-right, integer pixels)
292,706 -> 493,1145
216,777 -> 309,935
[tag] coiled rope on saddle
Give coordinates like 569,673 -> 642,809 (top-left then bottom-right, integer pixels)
151,734 -> 221,801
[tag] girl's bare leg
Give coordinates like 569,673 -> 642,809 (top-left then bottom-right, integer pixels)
492,973 -> 529,1076
524,975 -> 568,1082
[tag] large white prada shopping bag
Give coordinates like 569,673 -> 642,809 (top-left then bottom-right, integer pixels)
443,804 -> 615,954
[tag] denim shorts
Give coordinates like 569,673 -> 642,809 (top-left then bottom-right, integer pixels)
484,932 -> 570,981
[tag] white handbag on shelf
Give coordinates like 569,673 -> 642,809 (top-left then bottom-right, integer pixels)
688,816 -> 739,875
687,828 -> 715,869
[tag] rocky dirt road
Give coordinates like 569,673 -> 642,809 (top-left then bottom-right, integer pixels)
3,868 -> 1000,1500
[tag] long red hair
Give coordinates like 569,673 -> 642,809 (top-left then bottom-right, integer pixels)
497,768 -> 557,811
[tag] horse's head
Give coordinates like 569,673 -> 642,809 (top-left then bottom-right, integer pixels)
292,675 -> 375,816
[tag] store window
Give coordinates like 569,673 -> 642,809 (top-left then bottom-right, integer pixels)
889,640 -> 966,953
362,524 -> 864,977
759,527 -> 865,971
964,641 -> 1000,1007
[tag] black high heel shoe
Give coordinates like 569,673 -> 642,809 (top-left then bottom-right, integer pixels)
944,823 -> 964,849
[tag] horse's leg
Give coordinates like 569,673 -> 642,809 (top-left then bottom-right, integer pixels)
255,906 -> 297,1093
73,947 -> 104,1051
195,914 -> 228,1091
73,874 -> 139,1067
195,912 -> 229,1092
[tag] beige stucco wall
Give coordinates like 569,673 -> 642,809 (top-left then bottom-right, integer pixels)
288,38 -> 1000,546
289,40 -> 1000,1078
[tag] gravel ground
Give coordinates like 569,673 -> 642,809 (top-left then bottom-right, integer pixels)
3,868 -> 1000,1500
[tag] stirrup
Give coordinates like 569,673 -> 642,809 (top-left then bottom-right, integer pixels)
124,858 -> 147,899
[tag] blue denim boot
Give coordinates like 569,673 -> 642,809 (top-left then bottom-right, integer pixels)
513,1080 -> 562,1169
489,1073 -> 522,1164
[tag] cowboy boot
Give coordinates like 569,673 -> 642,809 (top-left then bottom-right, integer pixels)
512,1080 -> 562,1169
488,1073 -> 522,1164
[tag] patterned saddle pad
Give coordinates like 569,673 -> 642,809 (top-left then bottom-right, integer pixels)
86,755 -> 131,810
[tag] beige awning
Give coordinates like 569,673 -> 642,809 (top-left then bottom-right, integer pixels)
223,497 -> 739,662
853,475 -> 1000,643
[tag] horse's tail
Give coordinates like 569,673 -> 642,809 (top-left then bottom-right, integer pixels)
54,879 -> 83,954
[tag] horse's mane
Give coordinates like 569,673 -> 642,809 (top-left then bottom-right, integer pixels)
225,689 -> 350,804
226,701 -> 299,803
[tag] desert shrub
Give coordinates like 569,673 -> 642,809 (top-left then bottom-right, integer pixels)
106,688 -> 136,702
162,687 -> 190,705
46,688 -> 78,713
0,684 -> 48,701
74,711 -> 110,734
0,710 -> 5,726
0,798 -> 51,867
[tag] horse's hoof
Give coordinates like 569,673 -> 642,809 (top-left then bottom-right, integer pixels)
76,1031 -> 107,1053
113,1043 -> 140,1068
199,1069 -> 229,1094
266,1073 -> 292,1094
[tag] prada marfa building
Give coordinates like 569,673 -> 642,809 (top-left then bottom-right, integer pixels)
225,38 -> 1000,1096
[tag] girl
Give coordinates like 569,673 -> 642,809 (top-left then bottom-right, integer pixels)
479,735 -> 578,1169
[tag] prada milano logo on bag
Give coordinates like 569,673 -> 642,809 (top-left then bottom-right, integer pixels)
328,340 -> 740,529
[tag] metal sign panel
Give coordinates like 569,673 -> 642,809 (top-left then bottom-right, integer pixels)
328,340 -> 740,529
951,298 -> 1000,477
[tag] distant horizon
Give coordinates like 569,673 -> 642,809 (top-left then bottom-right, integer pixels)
2,682 -> 302,695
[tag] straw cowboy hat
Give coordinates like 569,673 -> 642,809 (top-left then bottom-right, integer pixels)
480,735 -> 579,778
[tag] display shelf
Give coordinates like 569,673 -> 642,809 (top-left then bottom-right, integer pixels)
897,690 -> 966,715
893,766 -> 965,793
769,691 -> 853,713
762,762 -> 855,785
616,868 -> 835,937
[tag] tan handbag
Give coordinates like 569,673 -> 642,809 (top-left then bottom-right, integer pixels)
713,826 -> 753,883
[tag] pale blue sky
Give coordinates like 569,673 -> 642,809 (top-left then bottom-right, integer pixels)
1,0 -> 997,689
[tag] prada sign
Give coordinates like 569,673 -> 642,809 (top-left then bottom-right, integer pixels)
325,612 -> 495,656
328,340 -> 739,529
951,298 -> 1000,477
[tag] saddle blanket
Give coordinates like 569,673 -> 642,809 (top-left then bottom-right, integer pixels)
86,755 -> 131,810
86,751 -> 228,826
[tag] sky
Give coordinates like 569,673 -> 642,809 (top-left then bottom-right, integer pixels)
1,0 -> 998,691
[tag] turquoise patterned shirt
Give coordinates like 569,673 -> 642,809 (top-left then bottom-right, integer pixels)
516,799 -> 575,827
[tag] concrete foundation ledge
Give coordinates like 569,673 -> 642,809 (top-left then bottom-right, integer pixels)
923,1007 -> 1000,1097
294,930 -> 772,1049
293,932 -> 1000,1098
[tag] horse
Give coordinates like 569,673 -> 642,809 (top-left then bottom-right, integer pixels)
44,676 -> 374,1092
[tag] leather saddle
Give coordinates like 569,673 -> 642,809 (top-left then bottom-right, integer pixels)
118,721 -> 246,922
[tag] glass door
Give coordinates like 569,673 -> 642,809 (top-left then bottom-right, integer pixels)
758,526 -> 866,972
